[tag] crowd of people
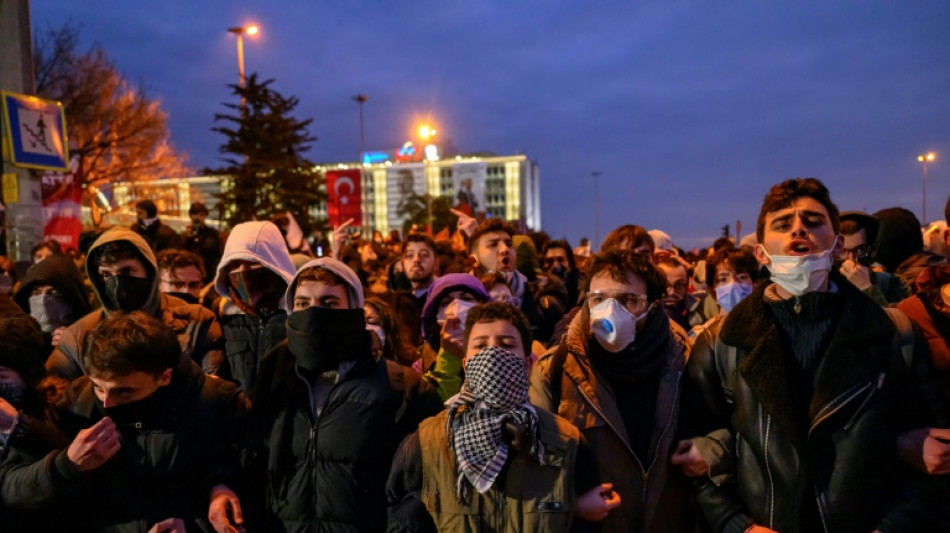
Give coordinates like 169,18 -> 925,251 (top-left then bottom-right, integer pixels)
0,178 -> 948,532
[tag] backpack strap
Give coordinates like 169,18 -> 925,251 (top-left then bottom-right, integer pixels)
883,307 -> 915,368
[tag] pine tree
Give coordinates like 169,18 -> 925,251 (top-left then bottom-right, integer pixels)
209,74 -> 322,232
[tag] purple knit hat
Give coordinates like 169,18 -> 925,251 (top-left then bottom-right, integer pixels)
420,273 -> 491,341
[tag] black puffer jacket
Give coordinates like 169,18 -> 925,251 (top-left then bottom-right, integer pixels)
217,308 -> 287,393
0,361 -> 248,532
245,342 -> 442,533
685,274 -> 947,533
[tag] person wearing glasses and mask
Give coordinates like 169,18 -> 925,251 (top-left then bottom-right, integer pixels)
530,250 -> 700,532
837,211 -> 906,305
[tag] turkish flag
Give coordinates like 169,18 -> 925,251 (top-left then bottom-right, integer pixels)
326,169 -> 363,227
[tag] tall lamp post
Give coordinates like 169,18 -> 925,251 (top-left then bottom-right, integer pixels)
592,171 -> 601,251
418,124 -> 437,233
918,152 -> 936,224
227,24 -> 259,114
352,94 -> 369,161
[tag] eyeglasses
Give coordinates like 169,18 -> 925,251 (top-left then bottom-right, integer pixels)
841,245 -> 869,261
587,291 -> 649,314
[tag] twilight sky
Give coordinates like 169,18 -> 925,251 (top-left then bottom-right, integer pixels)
30,1 -> 950,249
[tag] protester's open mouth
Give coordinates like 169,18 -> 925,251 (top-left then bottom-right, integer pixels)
788,240 -> 814,255
499,256 -> 512,268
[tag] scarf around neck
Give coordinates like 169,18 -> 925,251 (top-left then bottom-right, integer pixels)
446,346 -> 542,501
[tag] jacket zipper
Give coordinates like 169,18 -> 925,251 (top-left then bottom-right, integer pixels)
761,406 -> 775,529
575,370 -> 680,507
309,424 -> 317,533
643,372 -> 681,502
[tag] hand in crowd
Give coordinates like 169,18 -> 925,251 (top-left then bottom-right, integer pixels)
66,416 -> 121,472
450,208 -> 477,237
839,259 -> 872,291
670,439 -> 710,477
440,316 -> 465,361
208,484 -> 245,533
922,428 -> 950,475
51,326 -> 66,347
147,517 -> 186,533
574,482 -> 621,522
331,218 -> 356,260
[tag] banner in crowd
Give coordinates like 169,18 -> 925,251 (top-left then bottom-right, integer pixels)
326,168 -> 363,227
452,162 -> 486,217
386,164 -> 425,233
40,154 -> 83,251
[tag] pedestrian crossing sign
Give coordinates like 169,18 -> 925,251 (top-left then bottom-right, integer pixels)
2,91 -> 69,171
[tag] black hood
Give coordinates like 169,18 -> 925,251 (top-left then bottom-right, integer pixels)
14,254 -> 90,317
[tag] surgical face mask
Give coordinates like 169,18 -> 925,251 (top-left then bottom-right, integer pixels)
589,298 -> 652,353
367,324 -> 386,346
103,274 -> 151,313
762,239 -> 836,297
715,282 -> 754,313
29,293 -> 75,333
437,298 -> 476,327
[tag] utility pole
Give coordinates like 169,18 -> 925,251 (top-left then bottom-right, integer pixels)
592,171 -> 601,251
0,0 -> 43,261
352,94 -> 368,161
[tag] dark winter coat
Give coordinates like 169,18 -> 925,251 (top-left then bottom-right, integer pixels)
217,308 -> 287,393
244,342 -> 442,533
685,274 -> 948,533
182,224 -> 223,283
46,228 -> 224,379
0,361 -> 248,533
530,305 -> 700,533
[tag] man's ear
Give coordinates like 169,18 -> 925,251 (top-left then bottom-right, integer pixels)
943,227 -> 950,249
753,244 -> 770,266
158,368 -> 173,387
469,253 -> 480,268
831,234 -> 845,258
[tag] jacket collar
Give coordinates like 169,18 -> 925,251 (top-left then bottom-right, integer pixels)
721,272 -> 895,445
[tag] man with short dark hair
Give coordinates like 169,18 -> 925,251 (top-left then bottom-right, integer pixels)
385,233 -> 440,347
47,227 -> 223,379
543,239 -> 582,307
131,199 -> 181,253
531,250 -> 699,532
157,249 -> 206,304
468,218 -> 555,343
657,257 -> 706,330
0,312 -> 247,532
685,178 -> 946,533
837,210 -> 905,304
183,202 -> 222,283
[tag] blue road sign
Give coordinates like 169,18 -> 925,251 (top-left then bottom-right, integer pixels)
2,91 -> 69,172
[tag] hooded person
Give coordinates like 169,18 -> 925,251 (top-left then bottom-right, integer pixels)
418,273 -> 491,400
13,254 -> 90,349
45,227 -> 224,380
238,257 -> 442,532
212,221 -> 296,393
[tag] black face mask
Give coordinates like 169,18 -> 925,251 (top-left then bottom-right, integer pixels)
286,306 -> 370,373
103,274 -> 151,312
548,264 -> 567,279
99,385 -> 171,428
166,291 -> 199,304
229,268 -> 286,312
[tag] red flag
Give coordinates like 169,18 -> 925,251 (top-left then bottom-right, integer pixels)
41,154 -> 83,251
326,169 -> 362,227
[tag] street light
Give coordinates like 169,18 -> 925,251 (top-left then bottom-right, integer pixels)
417,123 -> 437,233
352,94 -> 369,161
227,24 -> 260,114
918,151 -> 936,223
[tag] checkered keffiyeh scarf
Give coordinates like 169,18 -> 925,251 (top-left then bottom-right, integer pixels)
446,346 -> 542,501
